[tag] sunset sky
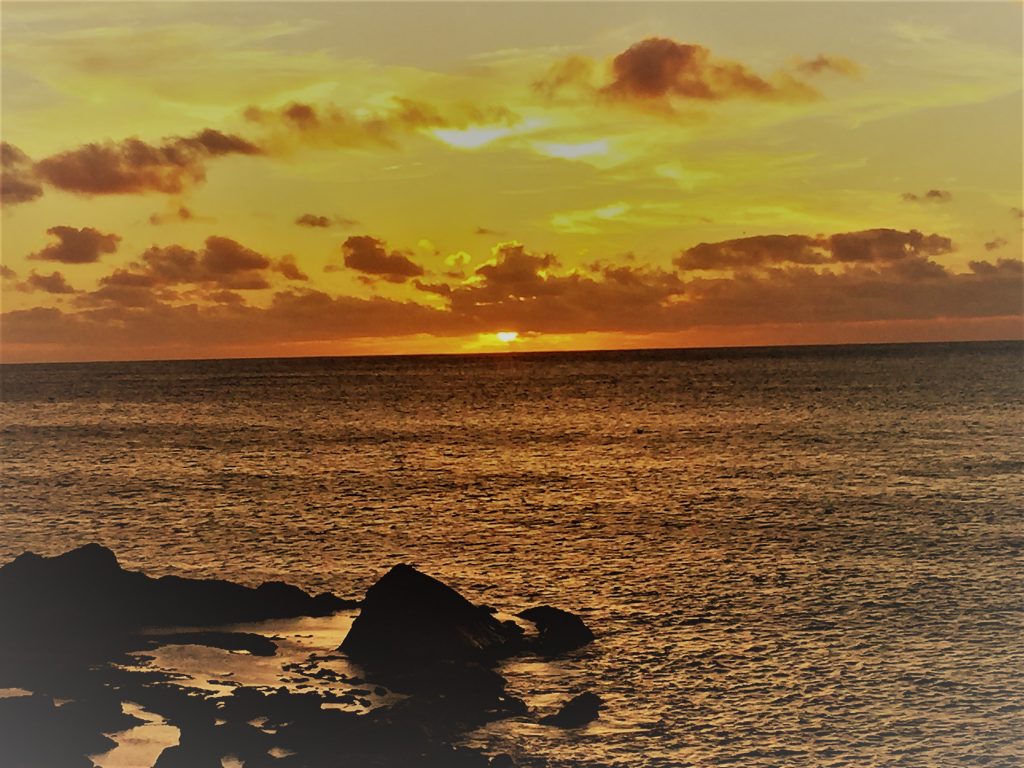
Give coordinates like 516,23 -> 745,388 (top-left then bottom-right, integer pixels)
1,1 -> 1021,362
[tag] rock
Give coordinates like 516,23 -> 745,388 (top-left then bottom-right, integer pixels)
0,544 -> 356,652
539,692 -> 603,728
518,606 -> 594,654
489,754 -> 517,768
340,564 -> 523,668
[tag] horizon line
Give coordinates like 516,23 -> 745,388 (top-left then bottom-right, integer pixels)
1,336 -> 1020,368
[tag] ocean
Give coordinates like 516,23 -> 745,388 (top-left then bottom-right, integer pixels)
1,341 -> 1022,767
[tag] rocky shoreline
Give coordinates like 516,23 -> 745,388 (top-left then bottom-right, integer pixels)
0,545 -> 600,767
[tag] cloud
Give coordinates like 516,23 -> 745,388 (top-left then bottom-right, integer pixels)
296,214 -> 331,228
1012,207 -> 1023,219
474,226 -> 505,236
413,280 -> 453,297
4,236 -> 1020,360
34,129 -> 262,196
21,270 -> 77,295
245,98 -> 449,150
341,235 -> 424,282
598,37 -> 819,109
533,55 -> 594,100
677,234 -> 829,269
901,189 -> 952,203
1,265 -> 18,280
827,228 -> 953,262
677,229 -> 954,270
1,143 -> 44,205
27,226 -> 121,264
84,236 -> 304,305
984,238 -> 1008,251
793,55 -> 861,77
295,213 -> 357,229
149,206 -> 195,225
275,255 -> 308,281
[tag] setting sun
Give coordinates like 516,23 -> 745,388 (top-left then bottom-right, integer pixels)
496,331 -> 519,343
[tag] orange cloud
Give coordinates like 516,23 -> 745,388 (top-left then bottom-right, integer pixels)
27,226 -> 121,264
35,130 -> 262,196
1,143 -> 43,205
21,271 -> 78,295
149,206 -> 195,225
677,229 -> 953,270
85,236 -> 305,306
537,37 -> 832,111
3,230 -> 1019,361
341,235 -> 425,282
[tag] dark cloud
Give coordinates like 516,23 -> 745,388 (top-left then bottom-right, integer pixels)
28,226 -> 121,264
1,265 -> 18,280
341,235 -> 424,282
86,237 -> 304,303
22,271 -> 77,295
413,280 -> 453,297
246,98 -> 517,152
676,229 -> 952,270
793,55 -> 861,77
474,226 -> 505,236
828,229 -> 953,263
295,213 -> 357,229
35,130 -> 262,196
296,214 -> 331,228
901,189 -> 952,203
443,243 -> 684,334
150,206 -> 195,225
4,237 -> 1020,360
677,234 -> 829,270
246,99 -> 448,150
598,38 -> 818,107
1,143 -> 44,205
275,255 -> 309,281
204,236 -> 271,274
984,238 -> 1008,252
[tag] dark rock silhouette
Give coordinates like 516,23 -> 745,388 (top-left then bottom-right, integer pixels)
341,564 -> 523,667
0,544 -> 355,651
539,692 -> 603,728
518,605 -> 595,654
0,547 -> 599,767
0,692 -> 139,767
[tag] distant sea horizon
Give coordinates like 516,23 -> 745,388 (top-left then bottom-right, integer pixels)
2,335 -> 1021,368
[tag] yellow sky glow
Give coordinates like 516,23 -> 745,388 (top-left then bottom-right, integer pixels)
0,2 -> 1021,363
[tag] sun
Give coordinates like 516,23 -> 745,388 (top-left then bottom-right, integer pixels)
495,331 -> 519,343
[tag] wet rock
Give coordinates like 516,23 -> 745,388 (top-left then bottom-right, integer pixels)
539,692 -> 603,728
0,692 -> 126,767
341,564 -> 523,668
0,544 -> 355,651
518,606 -> 594,654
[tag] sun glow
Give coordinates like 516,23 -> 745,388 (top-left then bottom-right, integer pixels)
496,331 -> 519,343
431,126 -> 514,149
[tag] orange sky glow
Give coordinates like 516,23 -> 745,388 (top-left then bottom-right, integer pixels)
1,1 -> 1021,362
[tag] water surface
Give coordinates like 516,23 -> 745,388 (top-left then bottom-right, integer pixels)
2,341 -> 1022,766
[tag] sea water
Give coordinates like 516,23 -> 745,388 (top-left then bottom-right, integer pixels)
1,341 -> 1022,767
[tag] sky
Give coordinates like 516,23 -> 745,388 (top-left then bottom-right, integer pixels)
1,1 -> 1021,362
